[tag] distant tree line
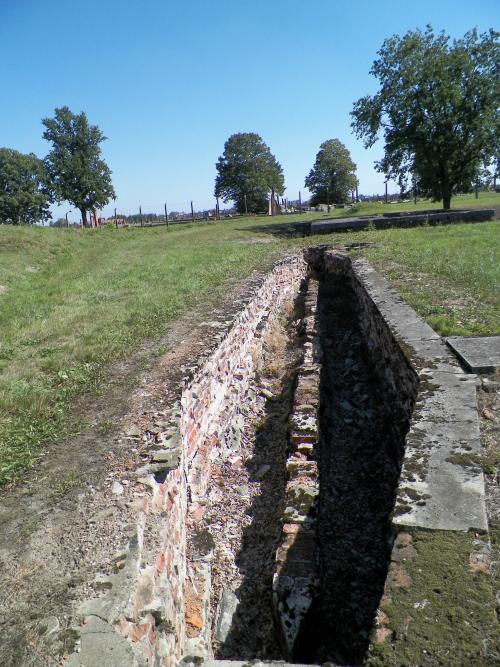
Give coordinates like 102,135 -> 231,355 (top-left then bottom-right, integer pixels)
214,27 -> 498,213
2,26 -> 498,226
1,106 -> 115,227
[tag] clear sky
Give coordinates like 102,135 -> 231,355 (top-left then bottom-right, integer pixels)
1,0 -> 498,220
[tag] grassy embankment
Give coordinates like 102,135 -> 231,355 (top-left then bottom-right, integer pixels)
0,192 -> 498,484
357,221 -> 499,336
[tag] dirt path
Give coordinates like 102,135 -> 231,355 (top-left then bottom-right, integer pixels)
0,276 -> 266,667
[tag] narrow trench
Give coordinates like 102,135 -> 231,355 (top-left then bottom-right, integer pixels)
297,272 -> 410,664
205,266 -> 414,664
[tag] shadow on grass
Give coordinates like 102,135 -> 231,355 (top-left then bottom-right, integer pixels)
236,220 -> 312,238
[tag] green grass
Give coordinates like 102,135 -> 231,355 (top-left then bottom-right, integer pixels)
0,221 -> 284,483
0,194 -> 499,484
359,222 -> 500,336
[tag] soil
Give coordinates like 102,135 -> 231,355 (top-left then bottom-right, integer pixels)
0,274 -> 267,667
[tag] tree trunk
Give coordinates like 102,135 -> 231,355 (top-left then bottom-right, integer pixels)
80,208 -> 89,228
442,191 -> 451,210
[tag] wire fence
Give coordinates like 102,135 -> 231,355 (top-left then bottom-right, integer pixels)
36,186 -> 500,228
60,196 -> 311,228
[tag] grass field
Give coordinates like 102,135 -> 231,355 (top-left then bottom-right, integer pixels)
353,223 -> 499,336
0,192 -> 499,484
327,190 -> 500,217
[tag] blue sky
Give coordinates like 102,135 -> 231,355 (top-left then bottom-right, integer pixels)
1,0 -> 498,220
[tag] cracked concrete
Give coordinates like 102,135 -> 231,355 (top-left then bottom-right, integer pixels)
355,258 -> 488,532
66,616 -> 148,667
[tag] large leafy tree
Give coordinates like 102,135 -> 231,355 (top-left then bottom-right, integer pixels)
0,148 -> 52,225
43,107 -> 115,227
351,27 -> 500,209
215,133 -> 284,214
305,139 -> 358,206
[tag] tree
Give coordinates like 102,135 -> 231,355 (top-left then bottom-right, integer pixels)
305,139 -> 358,206
215,133 -> 284,214
0,148 -> 52,224
43,107 -> 115,227
351,27 -> 500,210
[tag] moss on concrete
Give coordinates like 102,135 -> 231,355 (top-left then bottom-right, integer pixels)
366,528 -> 498,666
445,451 -> 482,470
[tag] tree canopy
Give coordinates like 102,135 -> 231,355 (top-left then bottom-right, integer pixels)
43,107 -> 115,227
215,133 -> 284,214
305,139 -> 358,206
0,148 -> 52,225
351,27 -> 500,209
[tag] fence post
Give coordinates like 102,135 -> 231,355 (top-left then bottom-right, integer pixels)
114,207 -> 117,228
139,205 -> 143,227
299,191 -> 302,213
164,203 -> 169,228
191,201 -> 195,223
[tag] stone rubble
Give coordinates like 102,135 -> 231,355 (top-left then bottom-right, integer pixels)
272,278 -> 320,659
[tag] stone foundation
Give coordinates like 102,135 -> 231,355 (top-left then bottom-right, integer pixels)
66,248 -> 488,666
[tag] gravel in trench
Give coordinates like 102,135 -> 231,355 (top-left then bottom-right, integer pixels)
300,274 -> 412,665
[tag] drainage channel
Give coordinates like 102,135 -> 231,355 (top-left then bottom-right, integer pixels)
193,252 -> 418,665
64,251 -> 425,667
299,267 -> 417,664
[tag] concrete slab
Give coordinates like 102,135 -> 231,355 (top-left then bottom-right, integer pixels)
414,370 -> 479,425
203,662 -> 317,667
396,416 -> 487,532
65,616 -> 148,667
401,338 -> 463,374
353,259 -> 487,533
446,335 -> 500,374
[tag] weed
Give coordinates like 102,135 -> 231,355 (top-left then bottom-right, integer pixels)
51,471 -> 79,496
445,451 -> 481,469
97,418 -> 115,434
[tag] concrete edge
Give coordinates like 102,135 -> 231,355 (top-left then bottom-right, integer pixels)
353,258 -> 488,533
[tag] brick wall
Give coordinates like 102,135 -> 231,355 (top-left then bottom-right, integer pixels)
115,254 -> 307,665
